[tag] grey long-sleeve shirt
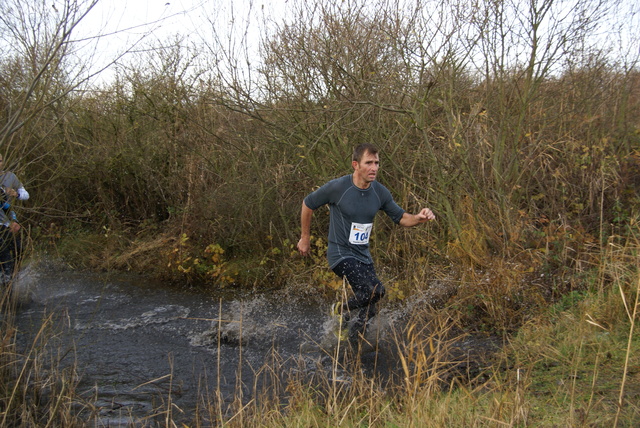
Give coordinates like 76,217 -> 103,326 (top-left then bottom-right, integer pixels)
304,174 -> 404,268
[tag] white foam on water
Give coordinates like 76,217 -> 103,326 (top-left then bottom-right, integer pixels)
8,263 -> 39,305
188,294 -> 320,353
74,304 -> 190,331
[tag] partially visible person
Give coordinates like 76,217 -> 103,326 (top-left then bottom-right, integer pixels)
0,154 -> 29,283
297,143 -> 435,343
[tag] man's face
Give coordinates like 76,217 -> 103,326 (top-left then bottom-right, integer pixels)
352,150 -> 380,186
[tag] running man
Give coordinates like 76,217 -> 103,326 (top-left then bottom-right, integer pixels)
297,143 -> 435,342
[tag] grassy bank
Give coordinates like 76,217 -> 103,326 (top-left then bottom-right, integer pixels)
2,238 -> 638,426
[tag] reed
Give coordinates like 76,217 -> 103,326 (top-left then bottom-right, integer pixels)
5,0 -> 632,296
1,285 -> 86,427
2,249 -> 638,427
1,0 -> 639,424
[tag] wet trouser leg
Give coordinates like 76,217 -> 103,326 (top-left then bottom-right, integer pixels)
0,227 -> 21,280
332,258 -> 386,340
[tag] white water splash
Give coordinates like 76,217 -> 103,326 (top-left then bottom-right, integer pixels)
74,304 -> 190,331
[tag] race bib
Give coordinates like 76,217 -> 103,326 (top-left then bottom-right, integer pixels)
349,222 -> 372,245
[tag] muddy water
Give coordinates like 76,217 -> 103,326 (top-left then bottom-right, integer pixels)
11,261 -> 499,426
13,262 -> 347,426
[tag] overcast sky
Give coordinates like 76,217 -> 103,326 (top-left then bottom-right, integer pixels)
75,0 -> 288,84
81,0 -> 206,44
81,1 -> 214,59
74,0 -> 638,87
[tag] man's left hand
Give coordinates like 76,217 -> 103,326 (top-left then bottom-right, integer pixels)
416,208 -> 436,223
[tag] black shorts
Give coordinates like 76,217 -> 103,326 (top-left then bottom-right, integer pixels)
332,258 -> 385,310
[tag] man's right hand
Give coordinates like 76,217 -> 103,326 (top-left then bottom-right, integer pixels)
297,238 -> 310,257
298,201 -> 314,257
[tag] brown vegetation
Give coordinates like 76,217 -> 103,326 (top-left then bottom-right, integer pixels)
1,0 -> 639,425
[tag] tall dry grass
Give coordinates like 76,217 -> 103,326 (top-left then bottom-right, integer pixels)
0,0 -> 631,295
1,240 -> 638,427
1,0 -> 639,424
0,288 -> 87,427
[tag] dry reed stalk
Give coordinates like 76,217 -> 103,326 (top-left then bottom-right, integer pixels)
613,271 -> 640,427
393,308 -> 460,422
216,298 -> 224,422
327,276 -> 349,419
1,311 -> 56,426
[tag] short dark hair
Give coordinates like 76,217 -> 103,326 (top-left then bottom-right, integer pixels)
353,143 -> 378,162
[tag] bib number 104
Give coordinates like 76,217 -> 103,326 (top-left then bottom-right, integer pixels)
349,222 -> 372,245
